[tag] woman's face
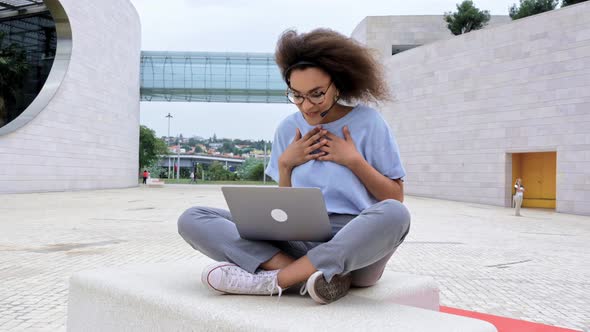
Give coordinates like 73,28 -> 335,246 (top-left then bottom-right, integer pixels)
288,67 -> 337,126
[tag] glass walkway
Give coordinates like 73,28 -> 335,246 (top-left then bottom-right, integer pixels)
140,51 -> 288,103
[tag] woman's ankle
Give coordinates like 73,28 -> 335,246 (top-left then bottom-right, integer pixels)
277,269 -> 294,289
260,252 -> 295,271
277,259 -> 317,288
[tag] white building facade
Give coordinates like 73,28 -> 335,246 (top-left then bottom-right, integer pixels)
352,15 -> 511,57
0,0 -> 141,193
352,4 -> 590,216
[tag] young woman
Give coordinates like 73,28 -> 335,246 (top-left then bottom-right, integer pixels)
178,28 -> 410,304
514,178 -> 525,216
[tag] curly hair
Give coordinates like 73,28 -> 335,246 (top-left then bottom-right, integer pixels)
275,28 -> 390,104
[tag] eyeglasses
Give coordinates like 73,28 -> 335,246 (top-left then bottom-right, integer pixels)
286,81 -> 333,105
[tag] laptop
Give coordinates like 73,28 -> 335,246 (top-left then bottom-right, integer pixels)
221,186 -> 332,241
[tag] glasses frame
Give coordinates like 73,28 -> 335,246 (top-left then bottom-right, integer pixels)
286,81 -> 333,105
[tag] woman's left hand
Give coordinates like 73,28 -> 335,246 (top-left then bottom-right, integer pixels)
317,126 -> 363,167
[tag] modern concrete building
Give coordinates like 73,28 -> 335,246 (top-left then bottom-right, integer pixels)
0,0 -> 141,193
352,15 -> 511,57
352,3 -> 590,216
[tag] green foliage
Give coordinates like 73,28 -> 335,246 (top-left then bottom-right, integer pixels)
0,31 -> 30,127
194,162 -> 204,179
220,141 -> 234,154
139,125 -> 169,170
180,135 -> 270,156
180,166 -> 191,178
509,0 -> 558,20
145,164 -> 163,179
240,147 -> 254,154
444,1 -> 491,35
561,0 -> 587,5
249,163 -> 265,181
161,179 -> 275,185
237,158 -> 265,181
251,140 -> 271,151
207,161 -> 237,181
218,141 -> 244,155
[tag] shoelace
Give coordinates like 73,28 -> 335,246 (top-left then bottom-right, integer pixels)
259,269 -> 284,301
299,283 -> 308,296
253,269 -> 284,303
222,266 -> 283,299
256,270 -> 285,303
270,283 -> 283,302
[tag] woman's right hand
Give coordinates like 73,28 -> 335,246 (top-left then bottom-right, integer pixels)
278,126 -> 328,170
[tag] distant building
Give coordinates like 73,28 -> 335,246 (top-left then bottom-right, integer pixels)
209,143 -> 223,150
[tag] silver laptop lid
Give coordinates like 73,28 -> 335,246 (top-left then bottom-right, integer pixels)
221,186 -> 332,241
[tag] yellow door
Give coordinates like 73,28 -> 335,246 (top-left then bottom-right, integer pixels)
512,152 -> 556,209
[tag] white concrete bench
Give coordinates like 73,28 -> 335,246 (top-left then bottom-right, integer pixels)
146,178 -> 165,187
67,257 -> 496,332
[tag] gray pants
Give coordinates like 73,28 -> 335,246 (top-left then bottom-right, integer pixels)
178,199 -> 410,285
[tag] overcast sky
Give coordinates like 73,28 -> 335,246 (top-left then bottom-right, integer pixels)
131,0 -> 518,140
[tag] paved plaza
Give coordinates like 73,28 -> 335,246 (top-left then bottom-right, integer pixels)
0,185 -> 588,331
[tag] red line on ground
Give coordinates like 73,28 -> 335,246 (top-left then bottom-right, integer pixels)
440,306 -> 582,332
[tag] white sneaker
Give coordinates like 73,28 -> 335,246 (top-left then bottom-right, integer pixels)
301,271 -> 351,304
201,262 -> 283,296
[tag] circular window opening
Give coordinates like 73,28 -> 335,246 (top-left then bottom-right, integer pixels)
0,0 -> 71,135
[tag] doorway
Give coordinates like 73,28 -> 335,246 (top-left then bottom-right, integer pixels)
511,152 -> 557,209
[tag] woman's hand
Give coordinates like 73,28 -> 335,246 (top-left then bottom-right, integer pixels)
317,126 -> 363,168
278,126 -> 328,170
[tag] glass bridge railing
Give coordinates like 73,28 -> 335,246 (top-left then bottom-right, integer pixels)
140,51 -> 289,103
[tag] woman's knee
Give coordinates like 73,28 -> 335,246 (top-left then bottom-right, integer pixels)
177,206 -> 212,236
380,199 -> 411,235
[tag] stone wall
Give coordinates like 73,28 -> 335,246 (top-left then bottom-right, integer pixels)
0,0 -> 141,193
352,15 -> 511,57
375,3 -> 590,215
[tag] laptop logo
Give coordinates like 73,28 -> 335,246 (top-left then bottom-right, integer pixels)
271,209 -> 288,223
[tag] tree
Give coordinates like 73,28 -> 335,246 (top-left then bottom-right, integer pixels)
194,163 -> 204,180
220,141 -> 234,154
444,1 -> 491,35
245,139 -> 271,151
561,0 -> 587,6
237,158 -> 265,181
0,31 -> 30,128
139,125 -> 168,170
249,162 -> 265,181
240,147 -> 254,154
208,161 -> 236,181
509,0 -> 558,20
